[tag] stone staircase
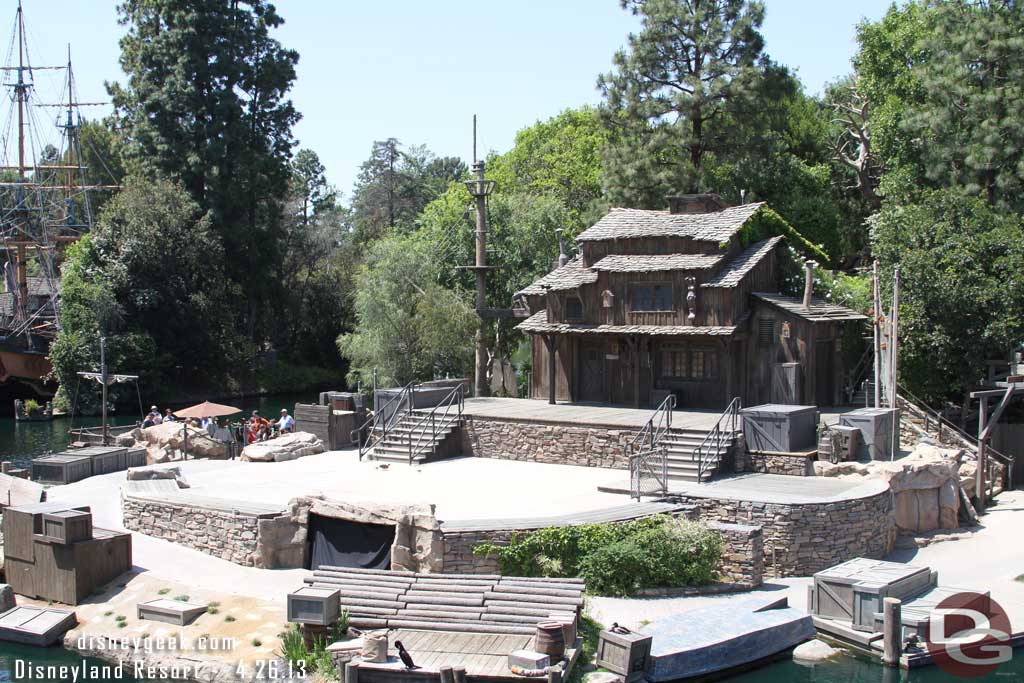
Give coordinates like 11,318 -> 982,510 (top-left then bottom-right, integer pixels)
366,412 -> 462,465
660,427 -> 740,483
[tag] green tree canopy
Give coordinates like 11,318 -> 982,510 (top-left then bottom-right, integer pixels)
871,191 -> 1024,405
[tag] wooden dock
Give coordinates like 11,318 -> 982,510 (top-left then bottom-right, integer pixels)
354,629 -> 581,683
0,605 -> 77,646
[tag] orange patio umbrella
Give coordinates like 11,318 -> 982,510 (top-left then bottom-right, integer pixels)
172,401 -> 242,459
173,400 -> 242,419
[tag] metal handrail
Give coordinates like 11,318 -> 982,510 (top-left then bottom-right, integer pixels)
895,383 -> 1015,469
403,384 -> 465,464
353,381 -> 417,460
695,397 -> 741,484
628,394 -> 676,456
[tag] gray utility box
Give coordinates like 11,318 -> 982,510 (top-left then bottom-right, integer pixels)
287,586 -> 341,626
839,408 -> 900,461
30,453 -> 93,484
38,510 -> 93,545
741,404 -> 818,453
810,558 -> 934,632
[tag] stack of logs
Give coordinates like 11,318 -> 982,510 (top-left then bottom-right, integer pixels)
305,566 -> 584,635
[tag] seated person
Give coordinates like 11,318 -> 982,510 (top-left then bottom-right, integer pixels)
276,409 -> 295,434
248,410 -> 269,444
163,408 -> 177,423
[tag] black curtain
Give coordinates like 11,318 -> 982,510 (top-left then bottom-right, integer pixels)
308,514 -> 395,570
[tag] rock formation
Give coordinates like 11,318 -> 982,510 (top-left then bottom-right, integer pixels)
240,431 -> 324,463
126,422 -> 229,463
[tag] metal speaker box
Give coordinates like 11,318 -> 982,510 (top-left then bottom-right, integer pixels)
287,586 -> 341,626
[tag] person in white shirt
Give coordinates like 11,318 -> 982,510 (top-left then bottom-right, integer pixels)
277,409 -> 295,433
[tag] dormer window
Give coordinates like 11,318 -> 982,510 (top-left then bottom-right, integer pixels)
565,296 -> 584,321
631,283 -> 672,312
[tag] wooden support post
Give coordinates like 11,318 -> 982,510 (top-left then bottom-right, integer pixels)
440,666 -> 455,683
1,461 -> 10,475
977,397 -> 987,515
547,668 -> 563,683
344,662 -> 360,683
882,597 -> 902,667
544,335 -> 557,405
453,667 -> 467,683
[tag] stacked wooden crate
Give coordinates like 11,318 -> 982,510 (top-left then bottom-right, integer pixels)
304,566 -> 585,635
2,502 -> 132,605
810,558 -> 934,632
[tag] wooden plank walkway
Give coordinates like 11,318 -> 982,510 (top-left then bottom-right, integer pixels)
355,628 -> 580,683
454,397 -> 723,430
442,501 -> 688,532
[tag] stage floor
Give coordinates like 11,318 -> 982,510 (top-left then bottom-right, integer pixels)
457,397 -> 855,431
599,472 -> 889,504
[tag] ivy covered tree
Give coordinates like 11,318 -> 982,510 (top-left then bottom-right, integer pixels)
108,0 -> 300,340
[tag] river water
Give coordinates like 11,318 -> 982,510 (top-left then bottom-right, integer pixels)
1,393 -> 1022,681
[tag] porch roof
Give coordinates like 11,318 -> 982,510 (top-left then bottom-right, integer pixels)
517,309 -> 740,337
591,253 -> 723,272
515,257 -> 597,296
753,292 -> 868,322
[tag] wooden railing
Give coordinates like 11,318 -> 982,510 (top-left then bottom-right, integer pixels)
353,381 -> 417,460
403,384 -> 465,464
695,397 -> 741,484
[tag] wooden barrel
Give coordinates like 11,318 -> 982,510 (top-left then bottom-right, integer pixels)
534,621 -> 566,659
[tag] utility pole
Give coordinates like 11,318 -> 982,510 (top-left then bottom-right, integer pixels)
464,116 -> 496,398
99,336 -> 108,446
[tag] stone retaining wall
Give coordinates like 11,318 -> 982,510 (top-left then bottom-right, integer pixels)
122,497 -> 265,567
672,485 -> 896,577
460,417 -> 635,469
442,519 -> 764,588
737,451 -> 815,476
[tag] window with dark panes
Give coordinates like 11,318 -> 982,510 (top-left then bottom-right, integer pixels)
565,297 -> 584,320
631,284 -> 672,311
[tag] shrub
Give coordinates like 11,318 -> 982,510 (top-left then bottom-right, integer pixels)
23,399 -> 41,415
279,626 -> 307,669
474,515 -> 723,597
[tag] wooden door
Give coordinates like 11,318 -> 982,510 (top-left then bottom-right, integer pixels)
816,340 -> 836,406
579,342 -> 606,402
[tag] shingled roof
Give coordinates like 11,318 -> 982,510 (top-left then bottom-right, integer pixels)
592,253 -> 723,273
515,257 -> 598,297
753,293 -> 868,322
702,236 -> 783,288
576,202 -> 765,243
517,309 -> 740,337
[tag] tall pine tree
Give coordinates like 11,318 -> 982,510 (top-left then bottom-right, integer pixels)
597,0 -> 772,206
109,0 -> 299,340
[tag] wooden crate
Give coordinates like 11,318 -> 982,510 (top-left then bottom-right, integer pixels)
741,404 -> 818,453
38,510 -> 93,544
77,446 -> 129,476
811,558 -> 934,632
595,629 -> 652,682
295,403 -> 330,443
288,586 -> 341,626
8,526 -> 132,605
126,448 -> 147,468
30,454 -> 93,484
2,503 -> 91,561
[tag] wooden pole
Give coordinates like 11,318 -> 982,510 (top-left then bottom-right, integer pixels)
977,397 -> 987,514
873,261 -> 881,408
1,461 -> 10,475
440,666 -> 455,683
547,667 -> 563,683
344,661 -> 359,683
100,336 -> 109,446
453,666 -> 467,683
882,597 -> 902,666
546,335 -> 557,405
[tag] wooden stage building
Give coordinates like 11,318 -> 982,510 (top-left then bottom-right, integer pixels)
514,195 -> 866,410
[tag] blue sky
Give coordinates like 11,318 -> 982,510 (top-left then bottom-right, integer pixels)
17,0 -> 896,195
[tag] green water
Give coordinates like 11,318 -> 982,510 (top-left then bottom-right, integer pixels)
0,643 -> 139,682
0,391 -> 317,468
727,649 -> 1024,681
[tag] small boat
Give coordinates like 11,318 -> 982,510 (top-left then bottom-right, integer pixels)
644,595 -> 815,681
13,399 -> 53,422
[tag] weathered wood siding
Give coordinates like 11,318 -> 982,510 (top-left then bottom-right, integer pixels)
530,334 -> 573,401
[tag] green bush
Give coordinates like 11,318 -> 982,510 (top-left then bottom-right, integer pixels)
23,399 -> 41,415
473,516 -> 723,597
